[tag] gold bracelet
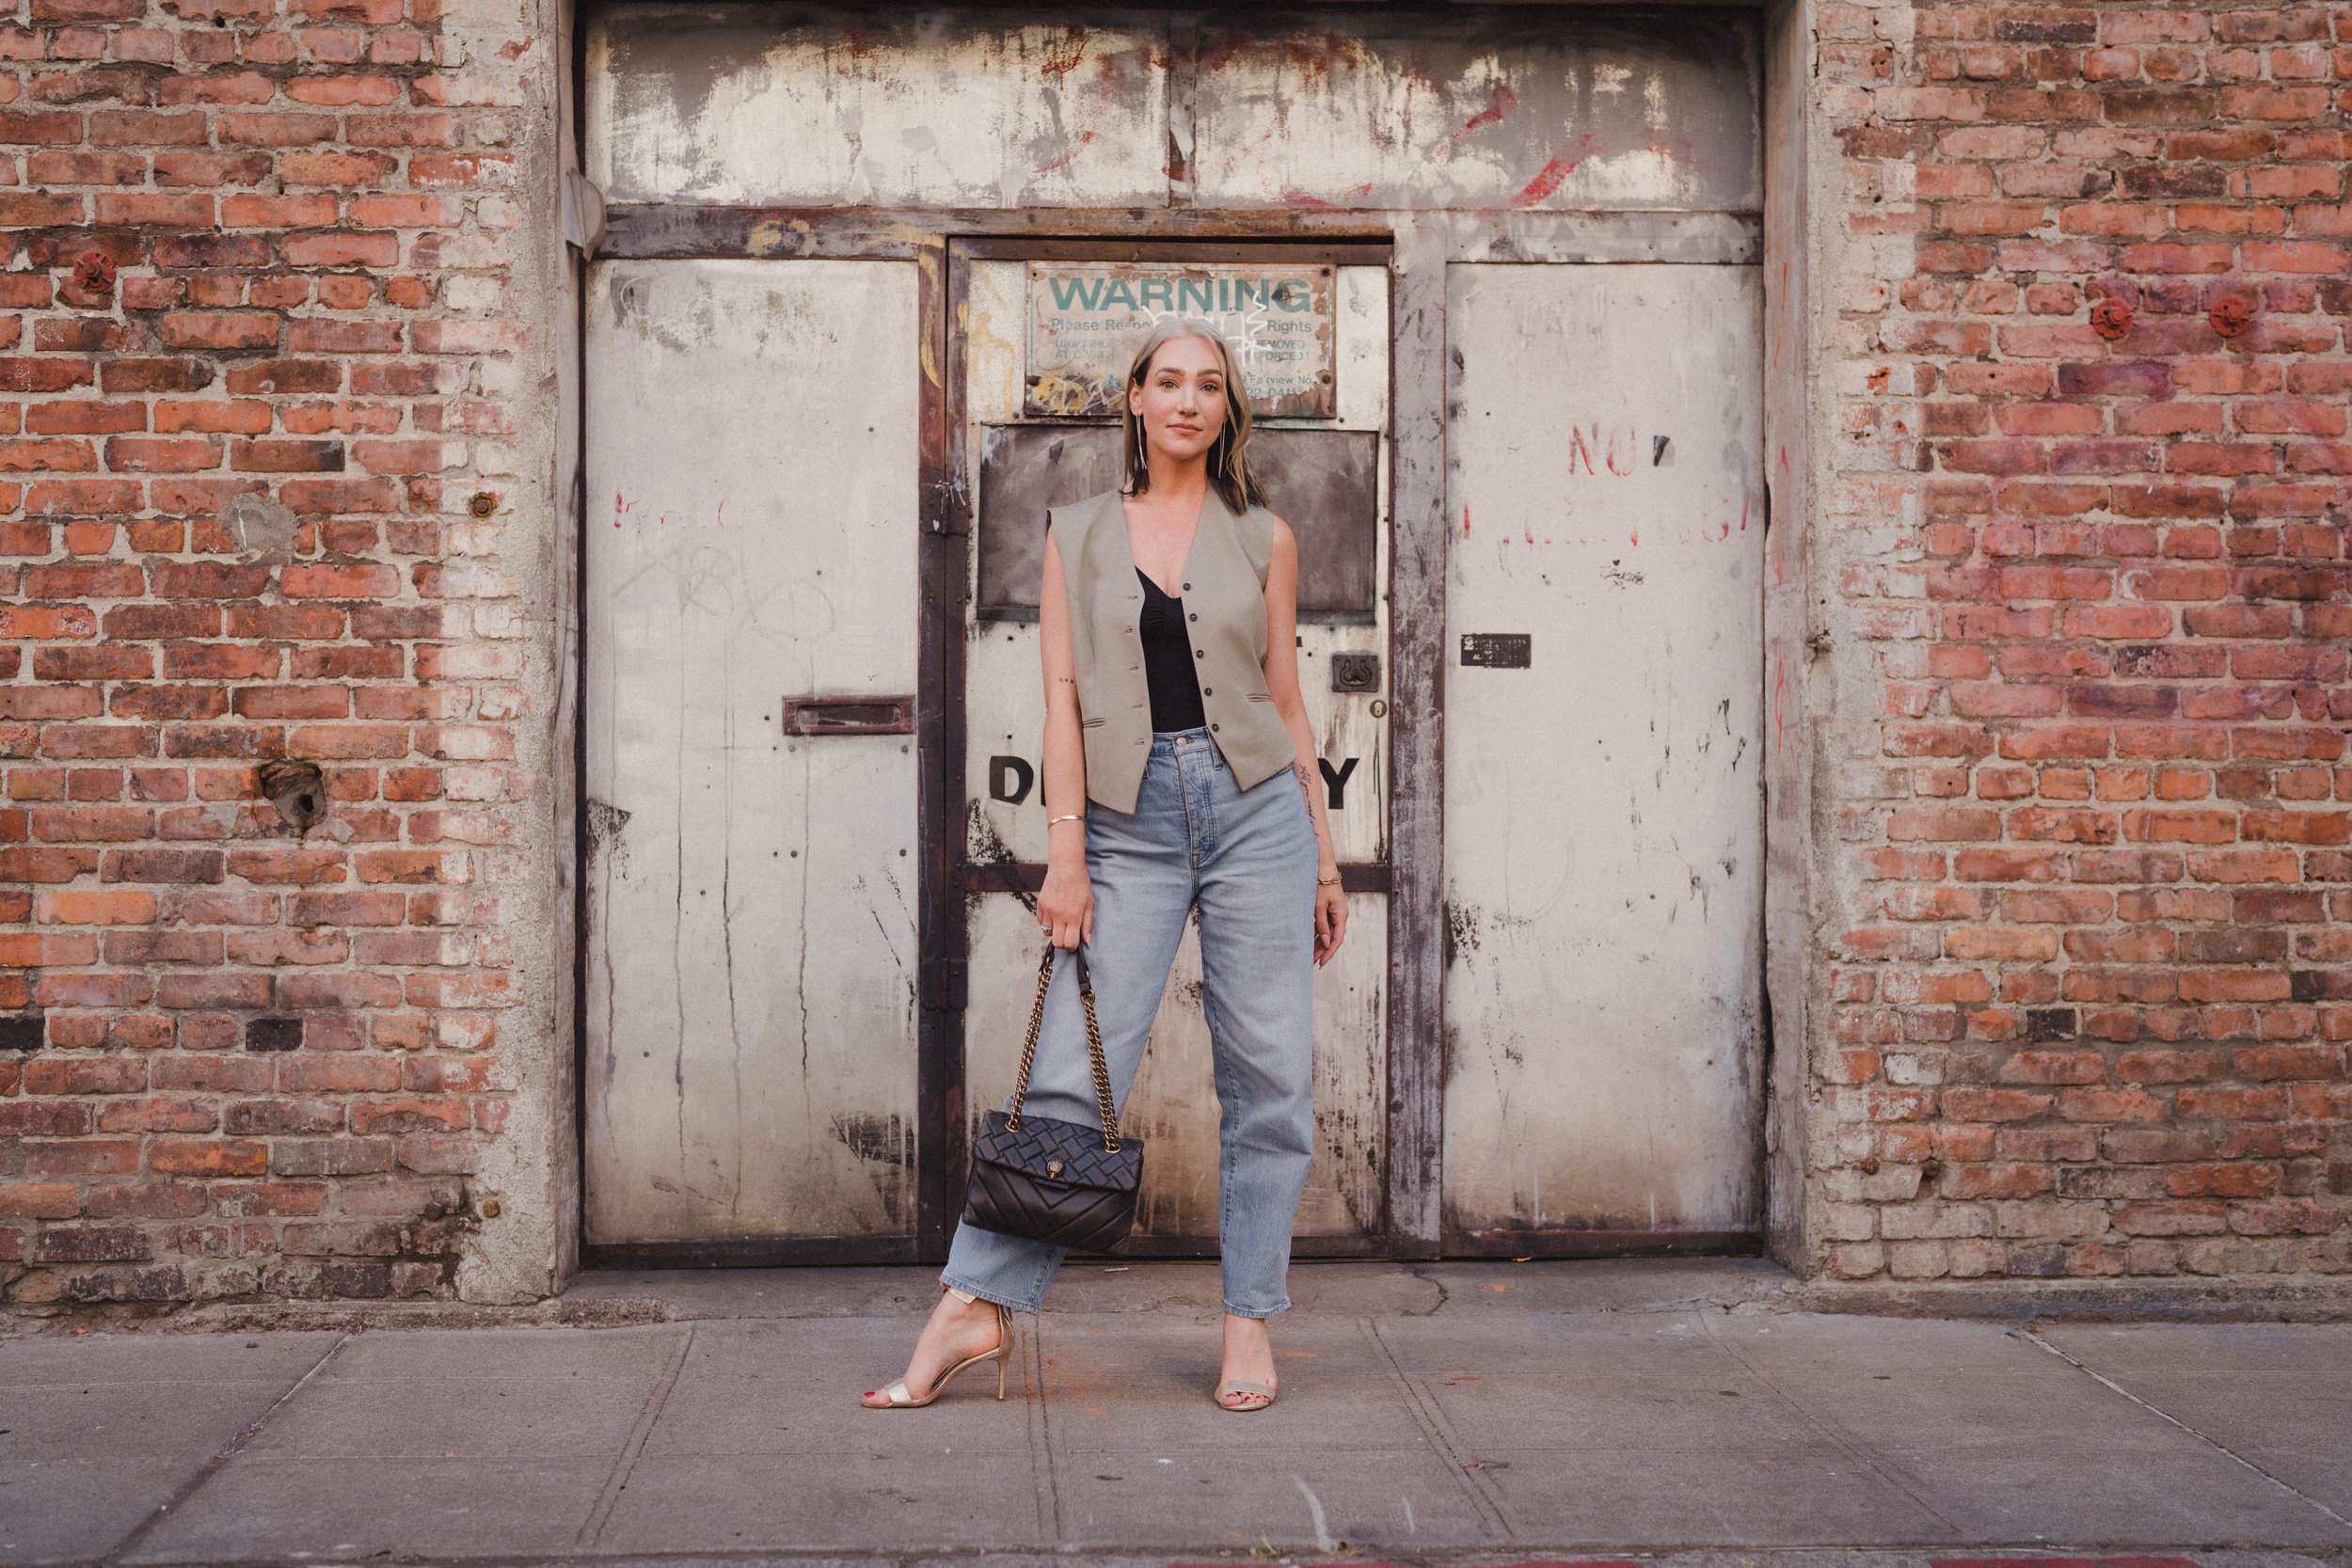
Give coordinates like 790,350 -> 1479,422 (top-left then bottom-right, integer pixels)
1046,813 -> 1082,827
1316,874 -> 1342,886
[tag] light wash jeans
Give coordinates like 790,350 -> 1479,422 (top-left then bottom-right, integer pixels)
944,725 -> 1319,1318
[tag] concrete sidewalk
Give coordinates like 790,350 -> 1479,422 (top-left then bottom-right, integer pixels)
5,1259 -> 2351,1567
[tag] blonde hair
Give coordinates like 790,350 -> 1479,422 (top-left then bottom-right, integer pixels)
1118,319 -> 1264,515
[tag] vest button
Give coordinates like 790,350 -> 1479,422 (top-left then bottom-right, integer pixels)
1203,688 -> 1213,696
1210,723 -> 1218,732
1182,582 -> 1191,591
1188,612 -> 1198,622
1195,649 -> 1204,658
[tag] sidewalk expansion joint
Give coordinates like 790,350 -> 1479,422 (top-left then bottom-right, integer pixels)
1364,1316 -> 1514,1542
2020,1326 -> 2352,1536
578,1320 -> 700,1548
1698,1310 -> 1964,1540
101,1329 -> 350,1567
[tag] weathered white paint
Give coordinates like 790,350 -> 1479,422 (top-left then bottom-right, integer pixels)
586,8 -> 1757,217
966,895 -> 1387,1243
582,259 -> 922,1243
960,258 -> 1393,1243
585,7 -> 1170,208
1442,262 -> 1765,1237
1186,19 -> 1760,213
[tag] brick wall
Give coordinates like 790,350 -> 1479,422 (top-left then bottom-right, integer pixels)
1813,0 -> 2351,1280
5,0 -> 2348,1310
0,0 -> 556,1307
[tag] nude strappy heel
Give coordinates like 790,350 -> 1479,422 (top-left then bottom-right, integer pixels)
1214,1377 -> 1278,1413
862,1287 -> 1013,1409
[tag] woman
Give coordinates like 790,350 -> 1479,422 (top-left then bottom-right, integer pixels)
861,320 -> 1348,1413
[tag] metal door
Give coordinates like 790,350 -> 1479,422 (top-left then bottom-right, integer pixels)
953,244 -> 1394,1253
581,259 -> 925,1253
1441,262 -> 1767,1252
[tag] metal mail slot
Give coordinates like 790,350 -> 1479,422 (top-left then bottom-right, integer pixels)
780,696 -> 914,736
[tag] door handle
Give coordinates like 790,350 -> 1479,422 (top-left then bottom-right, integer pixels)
780,696 -> 914,736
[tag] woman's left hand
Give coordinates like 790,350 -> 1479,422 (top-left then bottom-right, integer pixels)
1313,881 -> 1348,967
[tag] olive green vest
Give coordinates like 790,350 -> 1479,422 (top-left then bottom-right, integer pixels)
1048,487 -> 1298,815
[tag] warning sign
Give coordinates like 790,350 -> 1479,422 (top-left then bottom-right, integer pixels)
1025,262 -> 1337,420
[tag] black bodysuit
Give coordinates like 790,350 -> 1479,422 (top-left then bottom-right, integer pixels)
1136,567 -> 1209,733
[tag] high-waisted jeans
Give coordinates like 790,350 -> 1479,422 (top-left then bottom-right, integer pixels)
942,725 -> 1320,1319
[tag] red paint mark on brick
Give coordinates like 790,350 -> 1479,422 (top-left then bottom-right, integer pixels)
1461,503 -> 1471,534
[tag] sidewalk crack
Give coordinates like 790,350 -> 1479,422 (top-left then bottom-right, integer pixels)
1029,1310 -> 1063,1545
103,1330 -> 349,1566
2022,1326 -> 2352,1534
577,1320 -> 698,1548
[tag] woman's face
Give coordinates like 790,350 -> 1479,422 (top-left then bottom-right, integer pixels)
1128,334 -> 1230,465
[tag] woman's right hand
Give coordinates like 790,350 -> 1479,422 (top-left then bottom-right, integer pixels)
1037,855 -> 1093,950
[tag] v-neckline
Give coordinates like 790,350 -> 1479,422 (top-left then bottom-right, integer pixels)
1120,487 -> 1211,601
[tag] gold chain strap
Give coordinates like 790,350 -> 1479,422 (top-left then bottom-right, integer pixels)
1005,943 -> 1120,1151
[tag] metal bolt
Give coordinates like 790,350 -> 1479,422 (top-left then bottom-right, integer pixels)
468,491 -> 499,517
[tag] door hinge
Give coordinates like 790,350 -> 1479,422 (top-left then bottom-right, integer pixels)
921,956 -> 968,1012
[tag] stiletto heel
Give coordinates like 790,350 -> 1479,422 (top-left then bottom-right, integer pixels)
864,1292 -> 1014,1409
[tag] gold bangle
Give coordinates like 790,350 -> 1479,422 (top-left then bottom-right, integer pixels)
1046,813 -> 1082,827
1316,874 -> 1342,886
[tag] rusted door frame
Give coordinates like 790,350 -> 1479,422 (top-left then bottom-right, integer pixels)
580,199 -> 1763,1267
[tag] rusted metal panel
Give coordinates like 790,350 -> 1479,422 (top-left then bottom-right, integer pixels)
965,895 -> 1388,1247
1025,261 -> 1336,418
1191,12 -> 1761,213
1382,220 -> 1448,1257
585,7 -> 1171,209
581,259 -> 923,1244
595,204 -> 1757,264
1442,261 -> 1766,1241
587,8 -> 1758,219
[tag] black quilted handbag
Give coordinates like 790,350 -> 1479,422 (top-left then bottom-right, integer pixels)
961,943 -> 1143,1254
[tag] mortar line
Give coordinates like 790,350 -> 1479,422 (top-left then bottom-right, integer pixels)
1363,1316 -> 1515,1542
577,1320 -> 699,1547
103,1330 -> 350,1567
2022,1326 -> 2352,1533
1695,1310 -> 1963,1538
